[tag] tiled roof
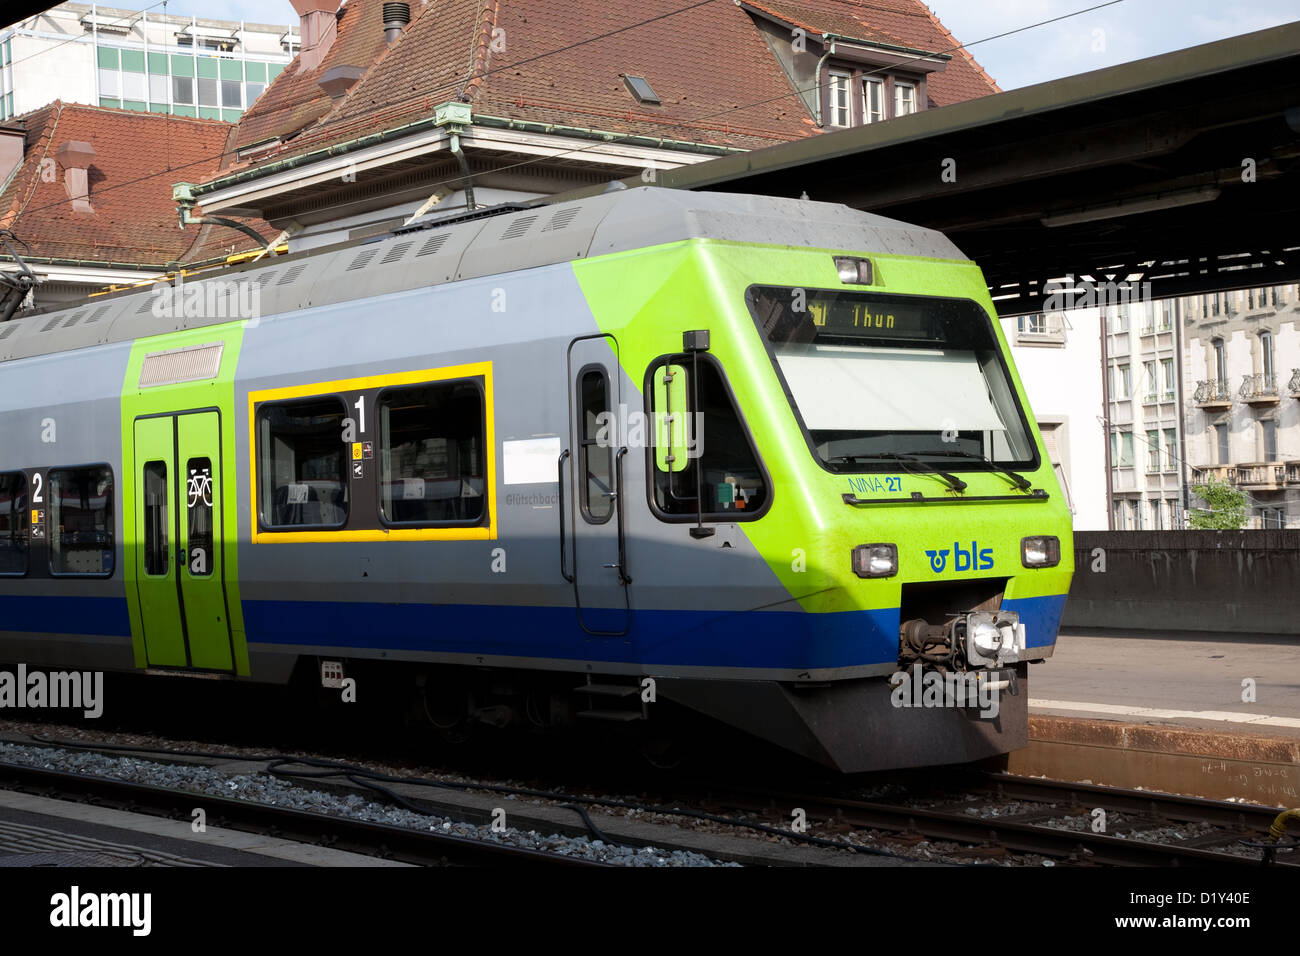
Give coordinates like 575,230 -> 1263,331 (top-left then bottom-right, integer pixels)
231,0 -> 392,155
223,0 -> 1000,174
743,0 -> 1002,101
0,102 -> 271,268
743,0 -> 915,49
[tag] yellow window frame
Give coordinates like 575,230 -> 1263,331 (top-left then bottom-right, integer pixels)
248,361 -> 496,543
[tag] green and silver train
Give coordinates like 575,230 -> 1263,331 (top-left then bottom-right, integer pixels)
0,187 -> 1072,772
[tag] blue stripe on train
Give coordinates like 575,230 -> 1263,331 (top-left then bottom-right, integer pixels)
0,595 -> 132,637
243,600 -> 902,669
1001,594 -> 1067,648
0,592 -> 1067,667
243,593 -> 1067,667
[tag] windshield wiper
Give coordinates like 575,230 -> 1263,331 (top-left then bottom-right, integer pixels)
827,452 -> 967,493
905,449 -> 1033,491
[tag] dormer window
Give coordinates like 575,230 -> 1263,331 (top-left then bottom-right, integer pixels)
737,3 -> 952,132
820,65 -> 926,128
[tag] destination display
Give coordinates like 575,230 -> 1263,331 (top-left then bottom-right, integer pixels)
805,294 -> 941,341
749,287 -> 957,346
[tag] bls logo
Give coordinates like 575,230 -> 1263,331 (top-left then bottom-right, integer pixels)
926,541 -> 994,574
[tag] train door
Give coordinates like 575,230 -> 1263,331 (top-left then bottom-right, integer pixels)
132,410 -> 234,671
564,335 -> 630,635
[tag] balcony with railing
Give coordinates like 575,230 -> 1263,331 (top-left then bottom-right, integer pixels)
1289,368 -> 1300,399
1195,462 -> 1300,491
1194,464 -> 1237,485
1193,380 -> 1232,409
1240,373 -> 1280,406
1236,463 -> 1287,490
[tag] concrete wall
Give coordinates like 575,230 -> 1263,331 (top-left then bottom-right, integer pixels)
1063,530 -> 1300,636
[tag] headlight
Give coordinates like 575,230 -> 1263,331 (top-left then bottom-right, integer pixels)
852,543 -> 897,578
833,256 -> 873,285
1021,535 -> 1060,568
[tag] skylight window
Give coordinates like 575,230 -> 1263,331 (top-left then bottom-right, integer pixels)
623,75 -> 661,105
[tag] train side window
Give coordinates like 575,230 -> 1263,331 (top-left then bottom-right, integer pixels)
257,398 -> 350,529
378,380 -> 486,526
185,457 -> 213,576
0,471 -> 29,575
579,367 -> 614,523
48,465 -> 115,576
647,356 -> 770,520
142,461 -> 168,576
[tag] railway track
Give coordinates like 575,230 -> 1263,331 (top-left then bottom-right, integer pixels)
719,772 -> 1300,867
0,760 -> 609,868
6,723 -> 1296,867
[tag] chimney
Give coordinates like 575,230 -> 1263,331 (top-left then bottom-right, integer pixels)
382,3 -> 410,43
0,124 -> 24,186
54,141 -> 96,215
291,0 -> 340,72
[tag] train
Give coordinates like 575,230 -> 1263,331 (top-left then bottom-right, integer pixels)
0,186 -> 1073,772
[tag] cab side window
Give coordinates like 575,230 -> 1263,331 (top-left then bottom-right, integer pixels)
647,357 -> 769,519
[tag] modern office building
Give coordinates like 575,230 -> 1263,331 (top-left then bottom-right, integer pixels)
0,2 -> 295,122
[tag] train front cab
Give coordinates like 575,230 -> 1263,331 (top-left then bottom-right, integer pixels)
579,237 -> 1074,772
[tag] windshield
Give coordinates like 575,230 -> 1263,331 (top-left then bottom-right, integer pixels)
746,287 -> 1037,473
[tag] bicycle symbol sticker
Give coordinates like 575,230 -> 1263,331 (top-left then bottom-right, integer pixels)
187,467 -> 213,508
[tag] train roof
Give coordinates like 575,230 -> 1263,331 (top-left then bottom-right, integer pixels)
0,186 -> 967,364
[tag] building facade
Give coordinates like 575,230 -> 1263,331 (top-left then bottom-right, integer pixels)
1002,308 -> 1109,530
1184,284 -> 1300,528
1104,296 -> 1188,530
0,2 -> 295,122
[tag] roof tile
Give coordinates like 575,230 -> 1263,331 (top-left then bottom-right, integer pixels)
1,101 -> 271,268
226,0 -> 999,172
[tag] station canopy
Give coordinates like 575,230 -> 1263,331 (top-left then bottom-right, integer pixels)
607,22 -> 1300,316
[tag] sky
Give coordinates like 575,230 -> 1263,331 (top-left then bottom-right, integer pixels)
130,0 -> 1298,90
925,0 -> 1299,89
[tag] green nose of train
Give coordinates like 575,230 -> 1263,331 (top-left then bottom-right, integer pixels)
571,199 -> 1072,770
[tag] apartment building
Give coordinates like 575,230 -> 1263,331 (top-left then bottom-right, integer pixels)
1184,284 -> 1300,528
1104,297 -> 1187,530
